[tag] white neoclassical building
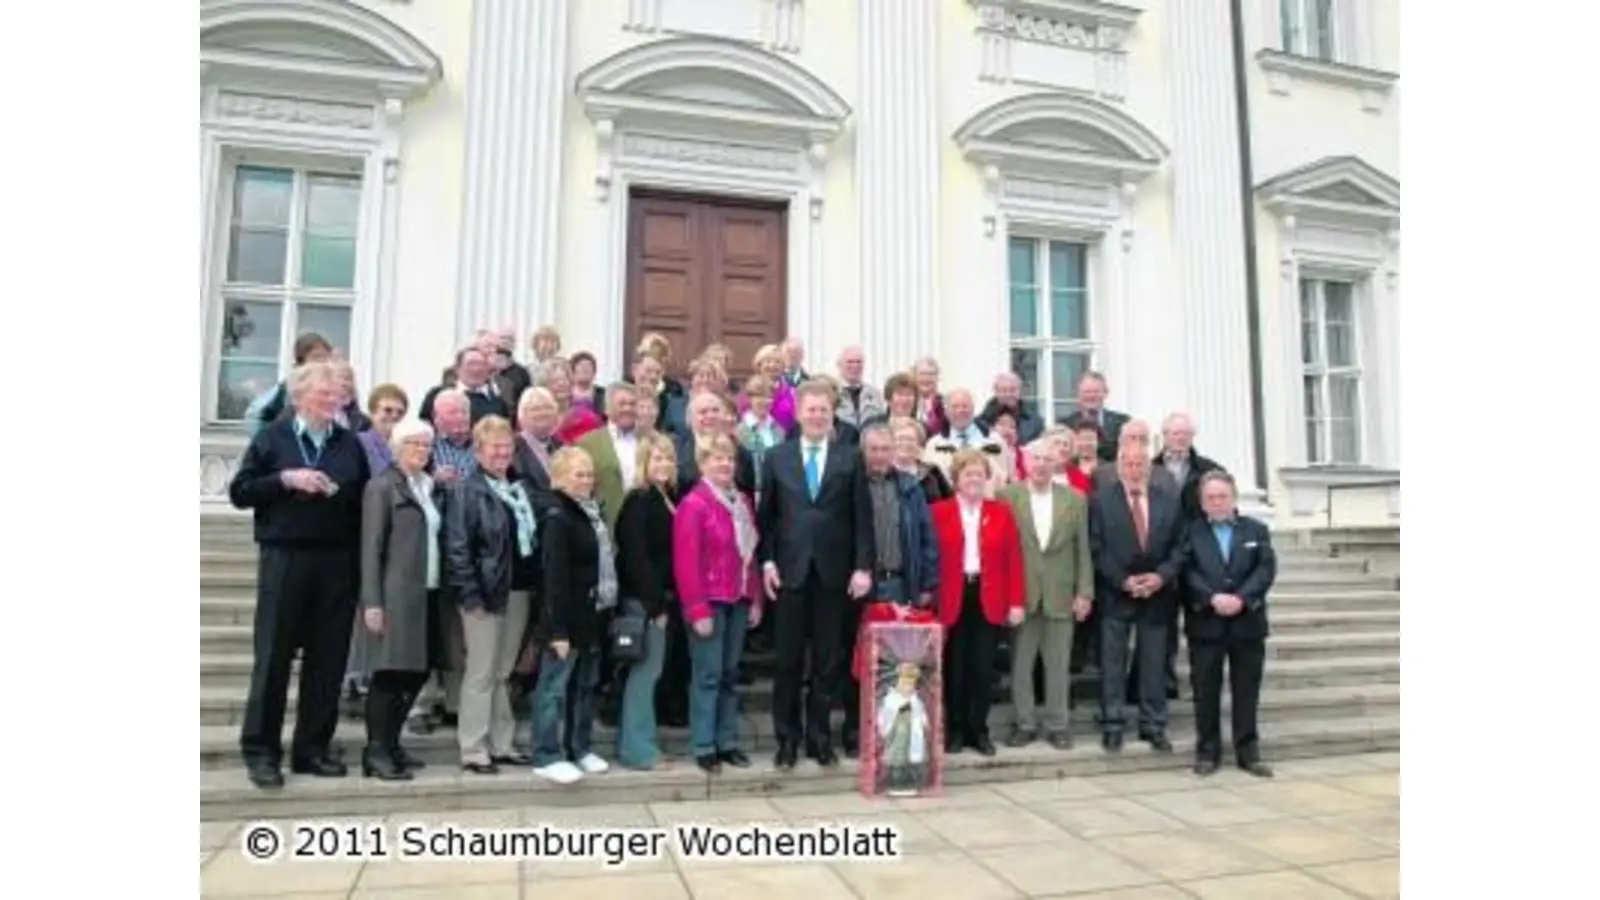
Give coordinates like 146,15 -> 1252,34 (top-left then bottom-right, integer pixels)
198,0 -> 1400,526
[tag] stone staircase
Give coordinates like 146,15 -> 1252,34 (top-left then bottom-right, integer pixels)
198,514 -> 1399,821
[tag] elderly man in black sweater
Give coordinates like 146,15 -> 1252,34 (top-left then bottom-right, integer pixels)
229,361 -> 371,788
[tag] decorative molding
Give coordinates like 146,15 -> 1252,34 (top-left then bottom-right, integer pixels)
199,429 -> 249,502
575,36 -> 849,381
1255,49 -> 1398,114
625,0 -> 806,55
969,0 -> 1143,100
454,0 -> 574,342
1260,156 -> 1400,246
214,92 -> 373,129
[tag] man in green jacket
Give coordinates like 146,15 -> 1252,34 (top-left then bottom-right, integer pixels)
998,439 -> 1094,749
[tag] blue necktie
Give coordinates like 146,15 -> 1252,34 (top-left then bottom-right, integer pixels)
804,444 -> 821,501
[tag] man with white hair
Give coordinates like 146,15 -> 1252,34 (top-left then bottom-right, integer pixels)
834,345 -> 885,427
921,388 -> 1001,488
486,326 -> 532,405
1157,412 -> 1221,522
427,389 -> 477,485
779,337 -> 809,388
979,371 -> 1044,445
229,361 -> 372,788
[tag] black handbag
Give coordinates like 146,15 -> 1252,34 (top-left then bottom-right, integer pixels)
608,604 -> 648,663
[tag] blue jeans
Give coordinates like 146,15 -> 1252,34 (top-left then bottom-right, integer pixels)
528,644 -> 600,767
616,601 -> 667,768
688,601 -> 750,757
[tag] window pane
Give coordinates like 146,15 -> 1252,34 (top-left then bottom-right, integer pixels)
300,175 -> 361,289
232,166 -> 293,228
1280,0 -> 1301,51
1008,237 -> 1038,337
1329,373 -> 1360,419
1299,279 -> 1320,365
1010,346 -> 1041,409
219,300 -> 283,361
1323,282 -> 1355,366
296,304 -> 352,355
1303,374 -> 1325,464
216,360 -> 282,421
1311,0 -> 1336,59
1052,350 -> 1089,422
1305,418 -> 1324,464
226,227 -> 289,285
1048,241 -> 1088,339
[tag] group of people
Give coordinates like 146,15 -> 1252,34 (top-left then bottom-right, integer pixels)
227,326 -> 1280,790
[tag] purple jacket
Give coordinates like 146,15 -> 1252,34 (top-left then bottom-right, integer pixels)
737,379 -> 797,433
672,481 -> 764,624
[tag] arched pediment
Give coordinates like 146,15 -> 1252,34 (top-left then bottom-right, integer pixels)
953,91 -> 1167,180
576,37 -> 850,142
1258,155 -> 1399,214
200,0 -> 441,96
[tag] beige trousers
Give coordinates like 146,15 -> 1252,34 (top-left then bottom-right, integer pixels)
1010,610 -> 1076,734
457,591 -> 531,761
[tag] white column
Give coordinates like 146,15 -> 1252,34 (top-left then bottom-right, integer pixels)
857,0 -> 940,376
454,0 -> 572,344
1164,0 -> 1259,495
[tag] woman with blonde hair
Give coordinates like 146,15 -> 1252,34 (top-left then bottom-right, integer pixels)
531,326 -> 562,364
737,345 -> 796,433
701,342 -> 737,390
358,419 -> 441,780
529,446 -> 615,784
614,433 -> 681,769
672,433 -> 762,774
443,415 -> 539,774
889,416 -> 954,506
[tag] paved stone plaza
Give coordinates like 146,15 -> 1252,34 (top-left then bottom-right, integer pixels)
199,751 -> 1398,899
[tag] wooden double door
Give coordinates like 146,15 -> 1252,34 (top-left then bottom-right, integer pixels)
624,191 -> 788,381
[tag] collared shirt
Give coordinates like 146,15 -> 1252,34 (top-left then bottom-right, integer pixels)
432,436 -> 478,478
959,500 -> 982,574
293,416 -> 329,449
1124,483 -> 1149,536
1027,485 -> 1054,549
1163,451 -> 1190,486
948,422 -> 983,448
801,437 -> 829,479
867,471 -> 903,573
409,471 -> 442,589
1210,519 -> 1236,563
611,424 -> 638,487
456,380 -> 495,402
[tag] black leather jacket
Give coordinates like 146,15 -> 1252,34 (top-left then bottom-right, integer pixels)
442,470 -> 516,613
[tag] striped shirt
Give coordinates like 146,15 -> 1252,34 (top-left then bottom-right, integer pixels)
431,437 -> 478,479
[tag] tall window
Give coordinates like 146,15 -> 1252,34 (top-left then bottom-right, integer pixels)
1300,277 -> 1363,465
1008,236 -> 1091,423
213,163 -> 362,421
1280,0 -> 1338,61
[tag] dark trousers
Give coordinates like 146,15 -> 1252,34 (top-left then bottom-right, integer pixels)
656,597 -> 691,724
772,565 -> 846,748
1189,636 -> 1267,764
240,545 -> 357,764
944,579 -> 999,742
1098,610 -> 1169,736
365,669 -> 428,755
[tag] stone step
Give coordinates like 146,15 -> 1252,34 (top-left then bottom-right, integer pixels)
198,713 -> 1399,821
196,589 -> 1401,626
198,683 -> 1397,771
198,655 -> 1399,725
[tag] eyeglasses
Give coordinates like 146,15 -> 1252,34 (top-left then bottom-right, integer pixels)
376,405 -> 406,418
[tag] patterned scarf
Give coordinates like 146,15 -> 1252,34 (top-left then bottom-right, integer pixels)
486,476 -> 537,558
709,483 -> 758,567
578,498 -> 619,612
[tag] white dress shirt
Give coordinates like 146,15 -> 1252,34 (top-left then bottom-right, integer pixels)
611,425 -> 638,486
1028,486 -> 1053,549
959,500 -> 982,575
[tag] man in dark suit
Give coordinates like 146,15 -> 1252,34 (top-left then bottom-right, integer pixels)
1088,447 -> 1187,753
757,380 -> 876,769
1185,471 -> 1277,778
418,346 -> 510,425
1069,370 -> 1130,462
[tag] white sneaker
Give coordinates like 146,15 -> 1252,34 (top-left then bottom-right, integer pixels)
532,761 -> 583,785
576,753 -> 610,774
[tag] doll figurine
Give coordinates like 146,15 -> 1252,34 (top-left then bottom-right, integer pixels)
877,661 -> 931,796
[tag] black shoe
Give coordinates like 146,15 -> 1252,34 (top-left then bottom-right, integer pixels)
1143,733 -> 1174,753
696,754 -> 723,774
440,712 -> 459,728
1006,728 -> 1037,748
461,760 -> 500,775
774,742 -> 798,771
841,731 -> 859,759
971,735 -> 997,757
290,755 -> 348,777
394,747 -> 425,770
1166,684 -> 1180,701
1193,759 -> 1220,777
945,734 -> 963,754
362,748 -> 413,781
1102,732 -> 1124,754
246,760 -> 285,789
662,712 -> 688,729
1239,760 -> 1275,778
492,752 -> 534,767
1046,732 -> 1073,750
717,748 -> 752,768
809,745 -> 840,768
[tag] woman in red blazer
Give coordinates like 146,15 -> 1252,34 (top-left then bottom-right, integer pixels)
930,449 -> 1024,756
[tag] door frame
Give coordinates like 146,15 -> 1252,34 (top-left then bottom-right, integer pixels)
623,189 -> 790,375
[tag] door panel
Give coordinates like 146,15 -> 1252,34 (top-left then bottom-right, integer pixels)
624,193 -> 787,380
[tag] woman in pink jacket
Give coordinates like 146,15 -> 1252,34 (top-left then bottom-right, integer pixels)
672,433 -> 763,775
736,344 -> 796,433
